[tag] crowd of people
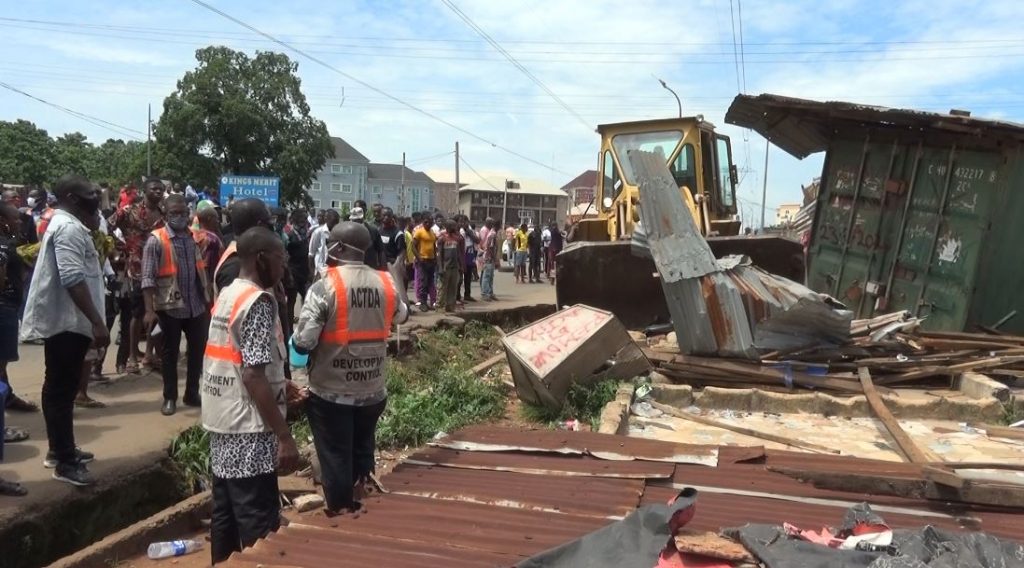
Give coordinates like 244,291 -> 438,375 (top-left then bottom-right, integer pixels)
0,174 -> 568,562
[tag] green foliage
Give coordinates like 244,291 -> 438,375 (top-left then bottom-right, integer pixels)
1001,400 -> 1024,426
155,46 -> 333,206
168,425 -> 211,492
0,119 -> 55,186
521,379 -> 623,431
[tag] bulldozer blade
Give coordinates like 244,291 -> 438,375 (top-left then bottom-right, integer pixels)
555,235 -> 804,330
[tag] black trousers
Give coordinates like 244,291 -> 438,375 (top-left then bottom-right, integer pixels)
463,262 -> 474,299
42,331 -> 92,465
529,251 -> 541,281
210,473 -> 280,564
115,295 -> 134,367
306,393 -> 386,511
156,311 -> 209,402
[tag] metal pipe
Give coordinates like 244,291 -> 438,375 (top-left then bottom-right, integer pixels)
882,142 -> 924,308
146,103 -> 152,177
913,145 -> 958,317
831,133 -> 872,297
760,138 -> 769,229
856,139 -> 901,316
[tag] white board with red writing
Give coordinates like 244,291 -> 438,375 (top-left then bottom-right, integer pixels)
502,305 -> 614,379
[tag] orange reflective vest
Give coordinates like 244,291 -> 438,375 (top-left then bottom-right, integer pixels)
213,241 -> 237,296
306,264 -> 397,401
151,227 -> 211,312
201,279 -> 286,434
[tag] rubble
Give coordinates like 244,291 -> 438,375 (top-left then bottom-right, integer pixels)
291,494 -> 324,513
627,148 -> 853,360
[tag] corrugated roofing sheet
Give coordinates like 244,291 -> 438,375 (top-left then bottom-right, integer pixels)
725,93 -> 1024,159
227,427 -> 1024,567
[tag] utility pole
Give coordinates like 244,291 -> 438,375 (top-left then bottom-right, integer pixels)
146,103 -> 152,177
454,141 -> 460,216
502,178 -> 509,228
760,138 -> 770,229
400,151 -> 406,215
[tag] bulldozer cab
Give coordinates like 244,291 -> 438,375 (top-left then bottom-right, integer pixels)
574,117 -> 739,241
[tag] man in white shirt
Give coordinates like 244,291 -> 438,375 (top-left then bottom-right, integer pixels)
308,209 -> 340,279
20,175 -> 109,487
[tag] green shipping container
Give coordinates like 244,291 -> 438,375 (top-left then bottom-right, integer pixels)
727,94 -> 1024,333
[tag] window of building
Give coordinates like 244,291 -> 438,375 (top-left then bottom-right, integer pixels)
341,184 -> 353,193
342,165 -> 353,174
330,183 -> 342,192
341,200 -> 352,211
311,181 -> 322,191
372,185 -> 382,195
524,195 -> 540,208
331,164 -> 342,174
312,199 -> 321,209
410,188 -> 421,211
330,200 -> 341,209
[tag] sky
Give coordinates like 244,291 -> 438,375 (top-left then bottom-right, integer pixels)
4,0 -> 1024,226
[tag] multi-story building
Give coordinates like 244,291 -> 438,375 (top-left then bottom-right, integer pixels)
775,203 -> 802,226
432,182 -> 465,215
366,164 -> 434,216
305,136 -> 369,211
458,177 -> 568,229
561,169 -> 598,206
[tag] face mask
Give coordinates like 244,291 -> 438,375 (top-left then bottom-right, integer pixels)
327,241 -> 365,263
167,214 -> 190,231
26,197 -> 36,208
76,193 -> 101,215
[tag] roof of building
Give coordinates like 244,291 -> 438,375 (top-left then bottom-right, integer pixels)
561,169 -> 598,190
460,176 -> 567,197
225,425 -> 1023,567
366,163 -> 434,184
726,93 -> 1024,159
330,136 -> 369,163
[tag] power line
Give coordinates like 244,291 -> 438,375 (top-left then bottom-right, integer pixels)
406,150 -> 455,165
459,156 -> 502,191
729,0 -> 742,93
3,17 -> 1023,48
186,0 -> 571,176
438,0 -> 592,130
737,0 -> 747,93
0,80 -> 145,139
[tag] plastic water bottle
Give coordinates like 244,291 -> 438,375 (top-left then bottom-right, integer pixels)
289,337 -> 309,368
147,539 -> 203,559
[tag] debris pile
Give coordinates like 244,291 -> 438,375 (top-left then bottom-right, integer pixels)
643,310 -> 1024,394
628,148 -> 853,360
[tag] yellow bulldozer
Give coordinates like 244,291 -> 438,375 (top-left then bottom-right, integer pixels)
556,116 -> 804,328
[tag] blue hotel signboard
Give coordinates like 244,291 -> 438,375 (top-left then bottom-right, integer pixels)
218,175 -> 280,207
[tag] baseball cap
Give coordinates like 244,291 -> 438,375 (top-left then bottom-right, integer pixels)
349,206 -> 365,221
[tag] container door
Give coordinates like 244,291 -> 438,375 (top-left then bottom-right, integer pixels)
884,149 -> 1000,330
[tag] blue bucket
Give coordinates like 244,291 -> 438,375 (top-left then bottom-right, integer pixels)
288,338 -> 309,368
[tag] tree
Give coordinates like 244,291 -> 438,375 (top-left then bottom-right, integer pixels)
51,132 -> 98,180
155,46 -> 334,205
0,120 -> 55,186
93,139 -> 149,186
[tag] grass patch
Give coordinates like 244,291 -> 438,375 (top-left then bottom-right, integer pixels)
169,321 -> 508,489
521,379 -> 624,431
1001,399 -> 1024,426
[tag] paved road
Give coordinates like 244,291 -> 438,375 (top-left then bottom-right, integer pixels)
0,270 -> 553,516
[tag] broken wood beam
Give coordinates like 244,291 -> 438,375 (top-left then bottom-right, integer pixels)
647,400 -> 840,454
471,353 -> 506,375
970,423 -> 1024,442
768,465 -> 1024,509
858,367 -> 940,464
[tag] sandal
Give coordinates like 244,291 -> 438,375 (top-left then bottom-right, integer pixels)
6,395 -> 39,413
75,397 -> 107,409
125,362 -> 140,374
0,480 -> 27,497
4,427 -> 29,443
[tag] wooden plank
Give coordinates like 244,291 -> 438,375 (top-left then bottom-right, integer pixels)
921,465 -> 966,489
769,466 -> 1024,508
859,367 -> 939,464
471,353 -> 506,375
648,400 -> 840,454
971,423 -> 1024,442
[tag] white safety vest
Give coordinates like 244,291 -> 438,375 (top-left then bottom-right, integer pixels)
201,279 -> 286,434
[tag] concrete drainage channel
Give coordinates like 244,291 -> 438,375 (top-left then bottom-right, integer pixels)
11,303 -> 557,568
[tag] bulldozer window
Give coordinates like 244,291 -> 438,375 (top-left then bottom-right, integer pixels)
715,135 -> 736,212
611,130 -> 683,185
601,149 -> 622,208
671,143 -> 698,193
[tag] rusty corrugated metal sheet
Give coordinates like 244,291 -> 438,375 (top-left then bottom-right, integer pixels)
227,428 -> 1024,568
432,424 -> 718,465
725,93 -> 1024,160
296,493 -> 606,557
385,463 -> 645,518
407,447 -> 676,479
